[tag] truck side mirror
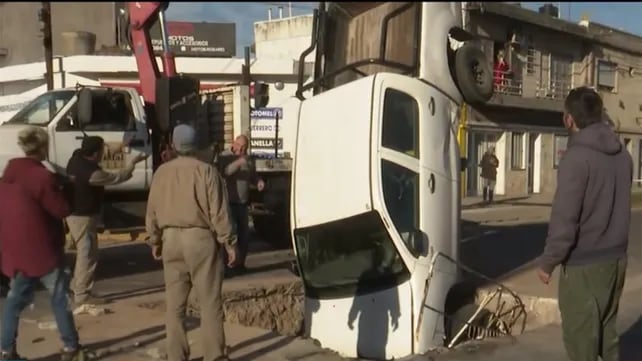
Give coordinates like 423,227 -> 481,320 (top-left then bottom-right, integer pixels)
409,229 -> 429,258
77,88 -> 93,126
460,157 -> 469,172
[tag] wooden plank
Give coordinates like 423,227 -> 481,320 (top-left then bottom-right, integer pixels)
325,2 -> 419,87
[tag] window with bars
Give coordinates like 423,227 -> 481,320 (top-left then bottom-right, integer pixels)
511,132 -> 525,169
553,134 -> 568,169
596,60 -> 617,90
526,47 -> 536,74
550,54 -> 573,98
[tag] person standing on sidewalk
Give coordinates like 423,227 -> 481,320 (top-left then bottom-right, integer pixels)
146,124 -> 238,361
216,134 -> 265,273
479,146 -> 499,204
66,136 -> 147,308
538,87 -> 632,361
0,127 -> 85,360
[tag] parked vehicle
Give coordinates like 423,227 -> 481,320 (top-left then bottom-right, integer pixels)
0,2 -> 298,246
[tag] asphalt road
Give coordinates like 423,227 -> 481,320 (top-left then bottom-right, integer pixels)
5,209 -> 640,361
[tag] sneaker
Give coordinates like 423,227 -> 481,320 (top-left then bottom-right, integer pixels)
60,346 -> 87,361
75,294 -> 108,306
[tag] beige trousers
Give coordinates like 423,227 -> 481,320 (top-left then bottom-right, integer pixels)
162,227 -> 226,361
66,215 -> 99,304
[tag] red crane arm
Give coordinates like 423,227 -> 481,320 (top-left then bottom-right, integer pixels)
127,1 -> 177,105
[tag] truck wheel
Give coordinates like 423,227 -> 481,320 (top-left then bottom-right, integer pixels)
454,43 -> 494,104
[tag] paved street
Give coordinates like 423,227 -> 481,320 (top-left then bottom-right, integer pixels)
1,205 -> 639,360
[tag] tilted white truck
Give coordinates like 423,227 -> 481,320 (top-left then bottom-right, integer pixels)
285,2 -> 526,360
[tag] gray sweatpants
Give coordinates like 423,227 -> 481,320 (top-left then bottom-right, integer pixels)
66,215 -> 99,304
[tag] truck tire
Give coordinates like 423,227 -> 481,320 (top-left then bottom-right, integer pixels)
454,43 -> 494,104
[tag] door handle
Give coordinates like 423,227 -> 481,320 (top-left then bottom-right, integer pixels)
428,173 -> 436,194
75,136 -> 84,140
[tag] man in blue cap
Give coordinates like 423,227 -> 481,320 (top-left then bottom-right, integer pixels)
146,123 -> 238,361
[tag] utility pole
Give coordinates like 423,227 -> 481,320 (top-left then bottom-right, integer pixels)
39,2 -> 54,90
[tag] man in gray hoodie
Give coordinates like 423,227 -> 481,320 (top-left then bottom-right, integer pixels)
538,86 -> 632,361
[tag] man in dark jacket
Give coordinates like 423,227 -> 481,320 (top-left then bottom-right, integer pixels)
479,146 -> 499,204
0,127 -> 85,360
65,136 -> 146,308
538,87 -> 632,361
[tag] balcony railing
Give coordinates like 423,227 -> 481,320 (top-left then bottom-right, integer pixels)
493,70 -> 523,96
535,79 -> 572,100
492,67 -> 572,102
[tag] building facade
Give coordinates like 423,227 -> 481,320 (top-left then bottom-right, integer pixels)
463,2 -> 642,199
0,2 -> 118,69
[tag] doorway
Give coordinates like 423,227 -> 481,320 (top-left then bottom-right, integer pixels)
467,131 -> 500,197
526,133 -> 541,194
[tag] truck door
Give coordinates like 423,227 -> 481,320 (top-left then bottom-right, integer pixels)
51,90 -> 151,190
371,73 -> 460,352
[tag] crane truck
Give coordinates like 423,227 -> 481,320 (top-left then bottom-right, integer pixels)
0,2 -> 295,247
288,2 -> 504,359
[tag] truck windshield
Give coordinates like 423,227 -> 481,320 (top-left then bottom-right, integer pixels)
294,211 -> 410,299
3,90 -> 75,126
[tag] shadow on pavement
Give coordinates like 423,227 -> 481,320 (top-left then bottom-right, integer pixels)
226,336 -> 294,361
460,220 -> 549,282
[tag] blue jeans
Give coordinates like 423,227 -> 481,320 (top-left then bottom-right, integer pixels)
229,203 -> 250,266
1,267 -> 79,352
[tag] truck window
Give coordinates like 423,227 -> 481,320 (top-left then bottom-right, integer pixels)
382,88 -> 419,158
57,90 -> 136,132
293,211 -> 410,299
381,159 -> 420,256
3,90 -> 75,126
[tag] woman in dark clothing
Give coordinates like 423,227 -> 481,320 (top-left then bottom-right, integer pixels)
479,146 -> 500,204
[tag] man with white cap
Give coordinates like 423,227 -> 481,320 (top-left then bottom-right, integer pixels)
145,124 -> 238,361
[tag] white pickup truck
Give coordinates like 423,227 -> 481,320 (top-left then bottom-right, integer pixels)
0,84 -> 295,245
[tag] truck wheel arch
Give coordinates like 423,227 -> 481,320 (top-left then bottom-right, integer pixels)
453,43 -> 494,104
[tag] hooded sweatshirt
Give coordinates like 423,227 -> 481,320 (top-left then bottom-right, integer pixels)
539,122 -> 633,274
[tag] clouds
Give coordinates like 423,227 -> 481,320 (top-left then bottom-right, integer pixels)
166,2 -> 317,57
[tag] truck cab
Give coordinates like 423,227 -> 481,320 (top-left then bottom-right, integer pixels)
0,84 -> 251,193
0,87 -> 152,189
291,2 -> 493,359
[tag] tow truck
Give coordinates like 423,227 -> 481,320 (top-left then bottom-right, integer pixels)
289,2 -> 526,359
0,2 -> 295,246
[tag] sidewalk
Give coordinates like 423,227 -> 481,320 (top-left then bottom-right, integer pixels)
460,195 -> 642,328
16,291 -> 342,361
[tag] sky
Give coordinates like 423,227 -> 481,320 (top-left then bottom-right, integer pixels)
166,2 -> 317,57
166,2 -> 642,57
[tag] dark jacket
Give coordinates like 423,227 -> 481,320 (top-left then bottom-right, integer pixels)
480,152 -> 499,181
66,149 -> 104,216
539,122 -> 633,273
0,158 -> 71,278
